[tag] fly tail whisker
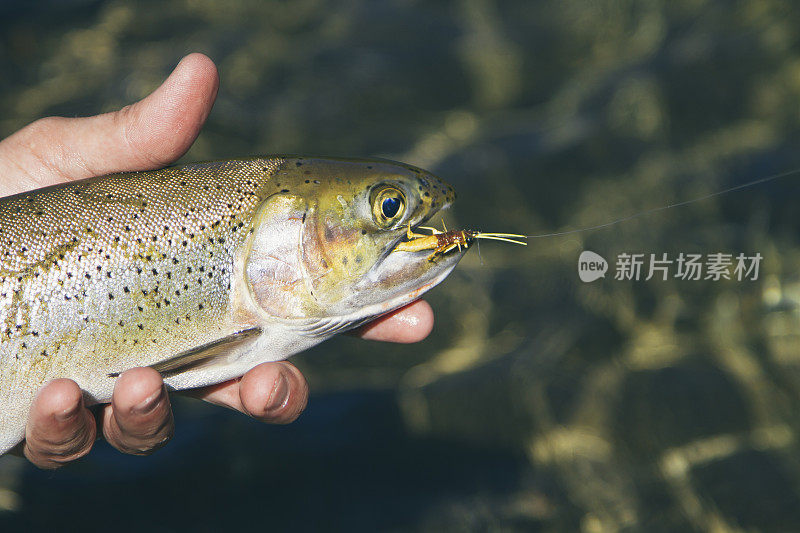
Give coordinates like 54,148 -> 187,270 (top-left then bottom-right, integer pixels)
475,232 -> 528,238
418,226 -> 442,234
473,235 -> 528,246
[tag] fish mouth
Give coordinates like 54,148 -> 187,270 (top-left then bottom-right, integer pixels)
320,204 -> 466,321
347,244 -> 465,322
351,217 -> 467,316
377,204 -> 456,266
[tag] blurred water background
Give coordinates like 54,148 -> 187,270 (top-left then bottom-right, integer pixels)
3,0 -> 800,531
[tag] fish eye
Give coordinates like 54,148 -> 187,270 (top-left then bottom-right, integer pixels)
371,186 -> 406,227
382,197 -> 401,218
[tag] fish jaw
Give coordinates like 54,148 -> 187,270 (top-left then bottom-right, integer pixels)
346,244 -> 466,322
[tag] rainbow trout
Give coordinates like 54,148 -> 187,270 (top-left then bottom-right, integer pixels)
0,156 -> 462,454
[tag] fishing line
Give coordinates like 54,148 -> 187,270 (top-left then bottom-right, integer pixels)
524,166 -> 800,239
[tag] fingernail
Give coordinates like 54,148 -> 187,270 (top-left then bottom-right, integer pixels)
56,402 -> 80,422
265,374 -> 289,413
133,386 -> 165,415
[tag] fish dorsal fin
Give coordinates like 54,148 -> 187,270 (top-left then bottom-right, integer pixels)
108,327 -> 262,378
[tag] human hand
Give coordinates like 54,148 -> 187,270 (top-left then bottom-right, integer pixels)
0,53 -> 434,469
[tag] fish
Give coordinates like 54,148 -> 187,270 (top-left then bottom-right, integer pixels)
0,156 -> 463,454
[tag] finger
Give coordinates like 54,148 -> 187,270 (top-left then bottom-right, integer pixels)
187,361 -> 309,424
23,379 -> 96,469
354,299 -> 434,343
101,367 -> 173,455
0,52 -> 219,196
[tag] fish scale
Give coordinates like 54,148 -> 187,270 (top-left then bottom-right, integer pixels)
0,156 -> 463,454
2,158 -> 278,372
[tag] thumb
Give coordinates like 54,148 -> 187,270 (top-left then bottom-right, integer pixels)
0,53 -> 219,196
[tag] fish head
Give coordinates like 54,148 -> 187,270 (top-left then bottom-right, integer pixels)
244,157 -> 463,329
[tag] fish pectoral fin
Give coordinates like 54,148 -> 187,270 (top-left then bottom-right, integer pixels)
291,316 -> 369,337
108,327 -> 262,378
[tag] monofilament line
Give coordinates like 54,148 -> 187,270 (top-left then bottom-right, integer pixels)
525,167 -> 800,239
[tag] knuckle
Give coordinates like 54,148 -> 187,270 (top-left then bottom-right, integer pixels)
45,445 -> 93,467
116,436 -> 170,456
27,430 -> 95,469
113,104 -> 171,169
112,415 -> 174,456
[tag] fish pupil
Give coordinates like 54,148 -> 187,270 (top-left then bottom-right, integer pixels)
382,197 -> 401,218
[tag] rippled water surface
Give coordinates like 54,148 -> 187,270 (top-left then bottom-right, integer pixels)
3,1 -> 800,531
